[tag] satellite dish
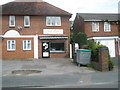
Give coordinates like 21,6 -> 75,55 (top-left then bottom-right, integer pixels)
17,26 -> 23,30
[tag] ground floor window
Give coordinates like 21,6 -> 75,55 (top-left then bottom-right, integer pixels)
23,40 -> 31,50
7,40 -> 16,51
50,42 -> 65,53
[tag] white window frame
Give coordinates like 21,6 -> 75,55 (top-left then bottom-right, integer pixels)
24,16 -> 30,27
9,16 -> 15,27
92,22 -> 99,32
23,40 -> 31,50
104,22 -> 111,32
7,40 -> 16,51
46,16 -> 61,26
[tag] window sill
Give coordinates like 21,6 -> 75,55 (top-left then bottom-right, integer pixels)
92,31 -> 99,32
46,25 -> 61,27
23,49 -> 32,51
7,50 -> 15,51
24,26 -> 30,28
9,26 -> 15,28
50,51 -> 65,53
104,31 -> 111,32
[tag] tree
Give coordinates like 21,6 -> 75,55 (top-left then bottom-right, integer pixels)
75,32 -> 87,48
70,21 -> 74,44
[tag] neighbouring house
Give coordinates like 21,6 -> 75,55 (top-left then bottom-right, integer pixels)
1,0 -> 72,59
73,13 -> 119,57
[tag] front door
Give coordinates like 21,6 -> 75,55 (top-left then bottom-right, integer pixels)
42,41 -> 50,58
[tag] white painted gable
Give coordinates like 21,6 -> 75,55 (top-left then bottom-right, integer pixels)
4,30 -> 20,37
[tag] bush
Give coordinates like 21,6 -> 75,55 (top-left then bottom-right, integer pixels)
75,32 -> 87,48
87,40 -> 106,62
108,59 -> 114,71
108,54 -> 114,71
87,40 -> 114,71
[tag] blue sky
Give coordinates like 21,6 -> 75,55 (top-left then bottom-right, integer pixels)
0,0 -> 119,20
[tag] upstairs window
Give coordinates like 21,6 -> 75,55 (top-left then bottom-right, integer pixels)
46,16 -> 61,26
92,22 -> 99,32
7,40 -> 16,51
104,22 -> 111,32
24,16 -> 30,27
23,40 -> 31,50
9,16 -> 15,27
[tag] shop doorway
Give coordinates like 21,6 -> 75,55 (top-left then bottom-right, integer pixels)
42,41 -> 50,58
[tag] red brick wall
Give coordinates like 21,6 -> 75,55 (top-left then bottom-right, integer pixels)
2,15 -> 70,59
2,38 -> 34,59
2,16 -> 70,36
73,16 -> 119,37
84,22 -> 119,37
92,47 -> 109,72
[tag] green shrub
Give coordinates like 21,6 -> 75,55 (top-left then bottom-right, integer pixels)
75,32 -> 87,48
108,59 -> 114,71
86,64 -> 98,70
86,64 -> 94,68
87,40 -> 106,62
87,40 -> 114,71
108,54 -> 114,71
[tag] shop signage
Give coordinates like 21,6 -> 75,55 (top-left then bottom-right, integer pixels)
43,29 -> 63,34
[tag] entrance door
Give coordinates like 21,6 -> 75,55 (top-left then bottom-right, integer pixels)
42,41 -> 50,58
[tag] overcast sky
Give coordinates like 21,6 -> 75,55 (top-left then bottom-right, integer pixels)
0,0 -> 119,20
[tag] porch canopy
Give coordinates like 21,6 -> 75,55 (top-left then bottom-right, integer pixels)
39,36 -> 68,40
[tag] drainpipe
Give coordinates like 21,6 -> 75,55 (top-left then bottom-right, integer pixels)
34,34 -> 38,59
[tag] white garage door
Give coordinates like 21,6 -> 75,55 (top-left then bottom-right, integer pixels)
97,39 -> 115,57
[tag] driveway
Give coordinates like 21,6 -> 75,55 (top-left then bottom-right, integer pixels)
2,58 -> 95,76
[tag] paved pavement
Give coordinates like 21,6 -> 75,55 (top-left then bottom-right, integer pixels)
1,58 -> 119,88
2,58 -> 95,76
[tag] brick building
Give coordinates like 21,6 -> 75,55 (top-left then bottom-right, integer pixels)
1,0 -> 72,59
73,13 -> 119,57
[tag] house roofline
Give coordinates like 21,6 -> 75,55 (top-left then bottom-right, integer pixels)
1,13 -> 72,17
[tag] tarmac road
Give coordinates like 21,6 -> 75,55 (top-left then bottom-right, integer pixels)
2,71 -> 118,88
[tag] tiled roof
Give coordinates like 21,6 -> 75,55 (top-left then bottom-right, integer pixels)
77,13 -> 119,21
1,1 -> 71,16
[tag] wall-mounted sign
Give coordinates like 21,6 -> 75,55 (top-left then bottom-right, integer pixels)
43,52 -> 49,57
43,29 -> 63,34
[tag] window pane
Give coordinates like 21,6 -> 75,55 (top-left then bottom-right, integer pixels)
7,40 -> 15,50
47,17 -> 51,25
92,22 -> 99,32
52,17 -> 56,26
27,40 -> 31,49
50,42 -> 65,52
24,40 -> 26,49
23,40 -> 31,50
11,41 -> 15,49
46,16 -> 61,26
8,41 -> 11,49
56,17 -> 61,26
10,16 -> 15,26
104,22 -> 110,31
24,16 -> 30,26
